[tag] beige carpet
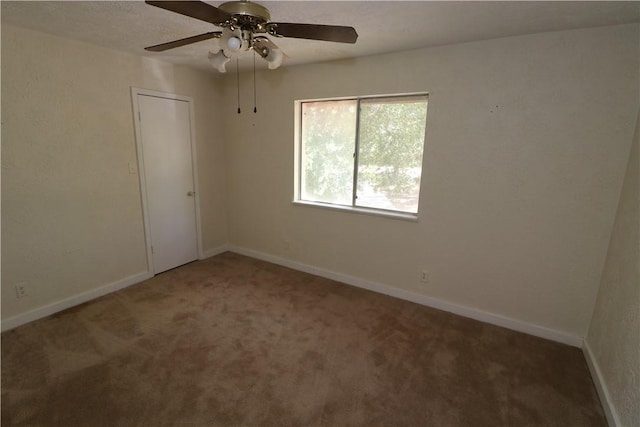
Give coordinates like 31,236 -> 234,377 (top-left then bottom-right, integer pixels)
2,252 -> 605,426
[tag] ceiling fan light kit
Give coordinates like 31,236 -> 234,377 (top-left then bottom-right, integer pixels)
144,0 -> 358,72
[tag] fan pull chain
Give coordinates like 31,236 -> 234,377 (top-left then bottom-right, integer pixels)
253,51 -> 257,113
236,58 -> 241,114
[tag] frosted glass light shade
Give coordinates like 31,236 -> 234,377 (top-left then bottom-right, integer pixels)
265,48 -> 283,70
209,50 -> 230,73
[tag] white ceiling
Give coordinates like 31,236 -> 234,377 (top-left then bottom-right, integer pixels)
2,1 -> 639,74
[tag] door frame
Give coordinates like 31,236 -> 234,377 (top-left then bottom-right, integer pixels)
131,87 -> 204,275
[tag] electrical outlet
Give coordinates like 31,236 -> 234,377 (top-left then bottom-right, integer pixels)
420,270 -> 430,284
15,283 -> 28,298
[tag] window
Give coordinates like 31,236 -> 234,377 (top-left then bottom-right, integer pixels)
295,94 -> 428,217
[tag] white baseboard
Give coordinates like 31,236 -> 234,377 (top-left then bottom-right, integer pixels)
2,243 -> 228,332
1,245 -> 583,349
583,341 -> 620,427
1,271 -> 153,332
201,244 -> 230,260
228,245 -> 583,348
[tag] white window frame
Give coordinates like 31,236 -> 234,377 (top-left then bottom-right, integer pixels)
293,92 -> 428,221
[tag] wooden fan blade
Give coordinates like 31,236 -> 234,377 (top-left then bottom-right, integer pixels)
267,23 -> 358,44
145,1 -> 231,25
145,31 -> 222,52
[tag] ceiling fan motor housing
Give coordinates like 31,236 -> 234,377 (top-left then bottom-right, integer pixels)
219,1 -> 271,29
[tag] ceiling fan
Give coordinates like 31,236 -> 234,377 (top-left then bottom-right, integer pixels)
144,0 -> 358,72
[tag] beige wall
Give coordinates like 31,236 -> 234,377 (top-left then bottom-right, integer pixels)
586,108 -> 639,427
1,25 -> 228,320
221,24 -> 639,338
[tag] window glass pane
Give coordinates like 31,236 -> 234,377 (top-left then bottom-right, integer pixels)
301,100 -> 357,205
356,96 -> 427,213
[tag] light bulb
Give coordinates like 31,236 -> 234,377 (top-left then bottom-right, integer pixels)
227,36 -> 242,52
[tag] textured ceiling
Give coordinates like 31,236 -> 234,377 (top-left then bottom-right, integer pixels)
2,1 -> 639,74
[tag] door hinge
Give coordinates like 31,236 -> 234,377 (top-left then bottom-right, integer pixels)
138,111 -> 141,121
151,245 -> 154,254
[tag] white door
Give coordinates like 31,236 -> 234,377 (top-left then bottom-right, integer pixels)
137,93 -> 199,274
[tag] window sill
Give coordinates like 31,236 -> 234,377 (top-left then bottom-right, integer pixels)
292,200 -> 419,222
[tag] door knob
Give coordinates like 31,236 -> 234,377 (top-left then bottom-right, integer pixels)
187,191 -> 195,197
